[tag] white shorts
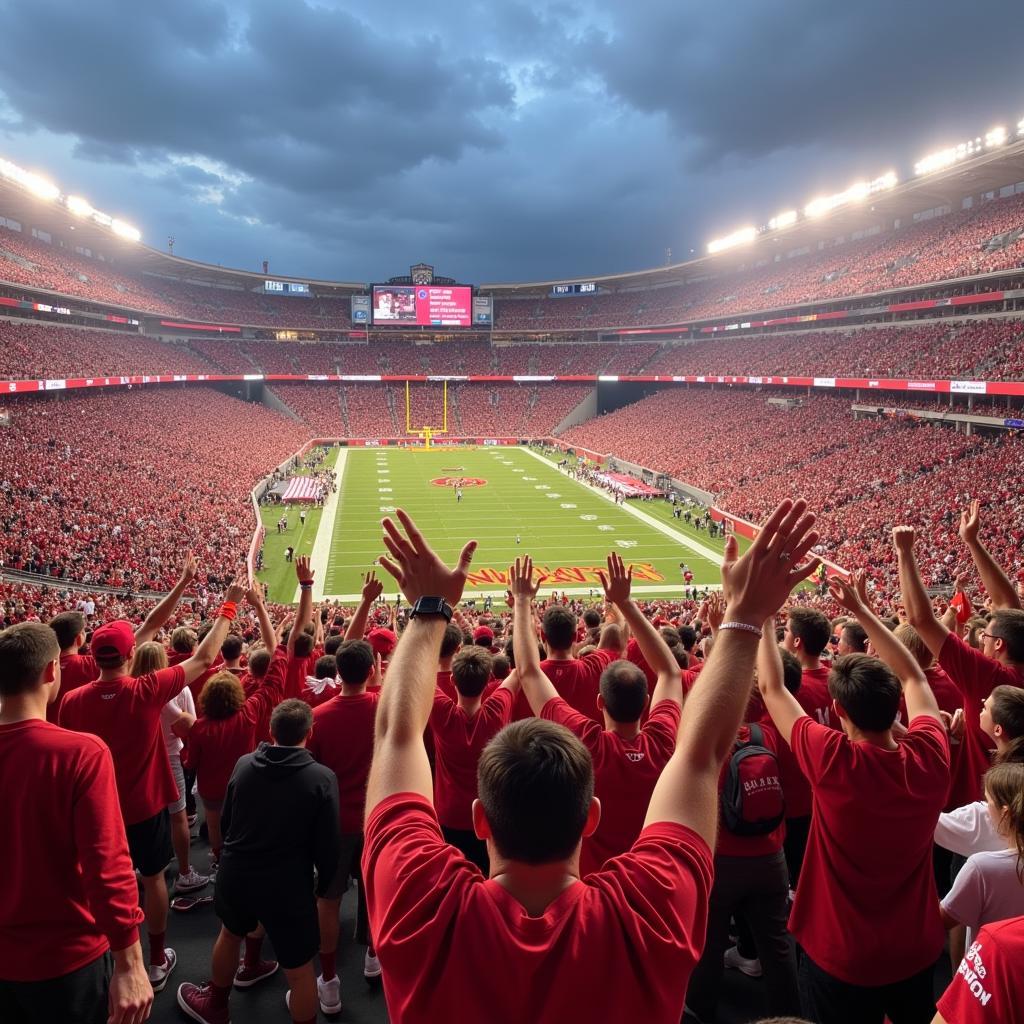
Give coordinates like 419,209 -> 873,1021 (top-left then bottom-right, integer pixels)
168,752 -> 187,815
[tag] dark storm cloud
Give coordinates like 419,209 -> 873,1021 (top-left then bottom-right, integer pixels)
0,0 -> 1020,281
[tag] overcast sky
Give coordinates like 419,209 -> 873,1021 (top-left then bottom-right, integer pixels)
0,0 -> 1021,283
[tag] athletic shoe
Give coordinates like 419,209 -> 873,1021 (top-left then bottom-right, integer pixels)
148,947 -> 177,992
364,951 -> 382,980
317,974 -> 343,1015
234,959 -> 279,989
175,869 -> 210,893
177,982 -> 230,1024
723,945 -> 762,977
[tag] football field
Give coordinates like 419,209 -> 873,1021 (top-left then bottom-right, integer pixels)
257,445 -> 740,605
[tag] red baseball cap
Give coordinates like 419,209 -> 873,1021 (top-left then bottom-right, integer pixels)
367,627 -> 397,657
91,620 -> 135,659
473,625 -> 495,645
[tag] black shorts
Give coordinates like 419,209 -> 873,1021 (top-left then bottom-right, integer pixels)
215,867 -> 319,970
0,952 -> 111,1024
125,808 -> 173,878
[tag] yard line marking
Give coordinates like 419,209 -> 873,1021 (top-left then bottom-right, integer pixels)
305,448 -> 346,602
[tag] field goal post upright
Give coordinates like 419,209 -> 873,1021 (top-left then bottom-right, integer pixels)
405,379 -> 448,450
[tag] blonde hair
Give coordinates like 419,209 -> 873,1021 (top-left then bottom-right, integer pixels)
130,641 -> 168,676
893,624 -> 935,671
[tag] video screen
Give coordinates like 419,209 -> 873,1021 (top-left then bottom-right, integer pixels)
372,285 -> 472,327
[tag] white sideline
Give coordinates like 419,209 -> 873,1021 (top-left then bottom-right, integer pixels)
300,447 -> 348,602
518,446 -> 724,566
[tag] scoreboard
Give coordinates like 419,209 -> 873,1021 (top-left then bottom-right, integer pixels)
551,282 -> 597,296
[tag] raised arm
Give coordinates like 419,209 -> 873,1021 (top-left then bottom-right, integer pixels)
757,616 -> 806,744
179,579 -> 245,684
599,552 -> 681,709
134,553 -> 197,646
894,526 -> 950,658
510,557 -> 558,714
959,498 -> 1021,611
645,500 -> 821,847
289,555 -> 315,658
246,585 -> 276,653
365,509 -> 477,815
344,570 -> 384,641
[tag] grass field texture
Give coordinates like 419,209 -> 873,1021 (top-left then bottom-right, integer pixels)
257,445 -> 743,604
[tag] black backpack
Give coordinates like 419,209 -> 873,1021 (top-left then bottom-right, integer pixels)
721,725 -> 786,837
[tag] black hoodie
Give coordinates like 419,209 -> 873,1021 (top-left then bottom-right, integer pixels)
220,742 -> 341,897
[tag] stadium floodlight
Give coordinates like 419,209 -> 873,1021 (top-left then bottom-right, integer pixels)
91,210 -> 113,227
0,157 -> 59,201
110,218 -> 141,242
707,225 -> 757,255
985,125 -> 1007,148
66,195 -> 94,218
915,126 -> 1006,176
768,210 -> 798,230
1019,116 -> 1024,137
803,172 -> 896,219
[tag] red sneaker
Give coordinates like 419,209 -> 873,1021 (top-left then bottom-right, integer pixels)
234,959 -> 280,988
176,982 -> 230,1024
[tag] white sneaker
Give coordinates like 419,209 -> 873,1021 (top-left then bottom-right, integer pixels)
175,869 -> 210,893
148,947 -> 177,992
723,945 -> 762,978
363,950 -> 382,979
317,973 -> 342,1015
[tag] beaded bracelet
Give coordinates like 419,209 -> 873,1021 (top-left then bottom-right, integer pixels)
719,621 -> 763,638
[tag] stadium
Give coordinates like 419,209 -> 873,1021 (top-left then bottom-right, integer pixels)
2,43 -> 1024,1024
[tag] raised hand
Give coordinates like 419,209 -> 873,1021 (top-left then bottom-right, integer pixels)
225,577 -> 246,604
705,591 -> 726,632
295,554 -> 315,586
720,499 -> 821,624
361,570 -> 384,603
378,508 -> 477,605
892,525 -> 916,554
244,586 -> 263,606
597,551 -> 632,606
180,553 -> 198,583
508,555 -> 544,603
829,570 -> 870,616
959,498 -> 981,545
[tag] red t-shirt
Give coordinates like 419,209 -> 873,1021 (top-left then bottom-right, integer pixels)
795,665 -> 833,725
936,916 -> 1024,1023
512,649 -> 617,723
0,720 -> 143,981
436,669 -> 456,700
541,696 -> 681,875
429,688 -> 515,831
59,665 -> 186,825
184,650 -> 286,802
788,714 -> 950,985
49,652 -> 99,723
309,689 -> 380,834
777,664 -> 837,820
939,631 -> 1024,704
625,638 -> 699,699
715,722 -> 786,858
362,793 -> 713,1024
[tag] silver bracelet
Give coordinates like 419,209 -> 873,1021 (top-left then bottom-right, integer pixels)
720,621 -> 763,638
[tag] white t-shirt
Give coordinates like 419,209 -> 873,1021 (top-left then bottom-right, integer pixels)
161,687 -> 196,757
935,801 -> 1004,858
943,848 -> 1024,947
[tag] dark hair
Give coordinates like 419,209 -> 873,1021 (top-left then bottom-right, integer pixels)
48,611 -> 86,651
271,698 -> 314,745
248,648 -> 271,680
678,625 -> 698,652
491,654 -> 511,680
582,609 -> 601,629
324,635 -> 343,657
989,610 -> 1024,663
828,654 -> 901,732
199,671 -> 246,720
0,622 -> 60,696
440,623 -> 463,659
293,629 -> 316,658
221,634 -> 244,661
314,655 -> 337,680
788,608 -> 832,658
780,648 -> 802,695
541,605 -> 576,651
336,640 -> 374,686
477,719 -> 593,864
991,686 -> 1024,765
599,660 -> 649,722
453,647 -> 492,698
841,622 -> 868,654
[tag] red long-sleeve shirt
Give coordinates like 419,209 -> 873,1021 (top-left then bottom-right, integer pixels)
0,720 -> 144,981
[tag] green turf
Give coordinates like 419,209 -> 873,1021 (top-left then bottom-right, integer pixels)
283,444 -> 740,605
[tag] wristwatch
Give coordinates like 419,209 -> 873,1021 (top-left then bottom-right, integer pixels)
409,596 -> 454,622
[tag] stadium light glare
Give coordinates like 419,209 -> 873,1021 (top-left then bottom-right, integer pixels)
803,173 -> 896,219
915,127 -> 1006,176
768,210 -> 798,230
985,125 -> 1007,148
707,225 -> 757,255
0,158 -> 60,202
110,218 -> 141,242
1018,116 -> 1024,137
66,195 -> 94,218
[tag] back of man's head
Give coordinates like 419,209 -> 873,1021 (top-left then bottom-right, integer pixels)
248,648 -> 271,680
478,719 -> 594,864
314,655 -> 337,680
453,646 -> 493,698
828,653 -> 900,733
294,626 -> 316,659
48,611 -> 85,652
171,626 -> 197,654
582,609 -> 601,630
491,654 -> 511,680
840,622 -> 868,655
324,634 -> 344,657
678,625 -> 698,652
336,640 -> 374,686
780,648 -> 803,695
541,605 -> 576,652
787,608 -> 831,659
0,622 -> 60,696
271,698 -> 313,746
893,624 -> 934,671
599,660 -> 649,723
222,634 -> 244,662
440,622 -> 463,660
990,609 -> 1024,664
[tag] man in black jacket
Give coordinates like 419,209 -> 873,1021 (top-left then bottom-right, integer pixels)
176,698 -> 341,1024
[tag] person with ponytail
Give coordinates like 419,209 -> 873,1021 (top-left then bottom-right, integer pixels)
935,686 -> 1024,857
940,762 -> 1024,948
